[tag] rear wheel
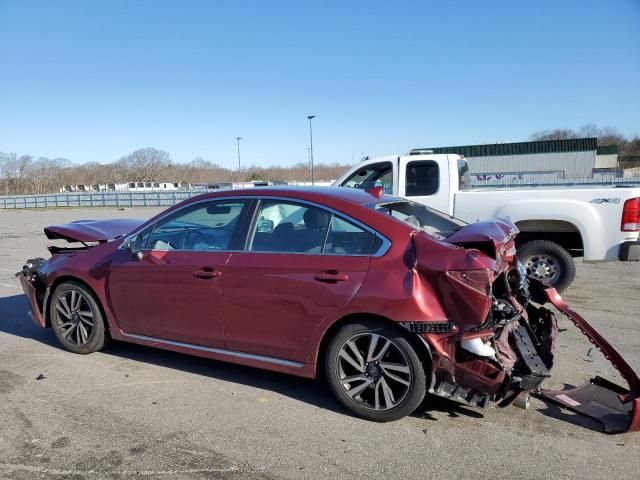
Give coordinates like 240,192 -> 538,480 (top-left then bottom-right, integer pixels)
517,240 -> 576,292
50,281 -> 108,354
325,320 -> 427,422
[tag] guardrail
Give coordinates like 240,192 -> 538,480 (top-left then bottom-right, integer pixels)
0,190 -> 206,209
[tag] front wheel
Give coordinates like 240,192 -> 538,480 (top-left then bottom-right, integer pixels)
517,240 -> 576,293
325,320 -> 427,422
50,281 -> 109,354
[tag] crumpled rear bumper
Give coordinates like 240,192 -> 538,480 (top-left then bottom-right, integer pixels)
538,288 -> 640,433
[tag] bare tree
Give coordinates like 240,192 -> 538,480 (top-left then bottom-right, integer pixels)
118,147 -> 172,182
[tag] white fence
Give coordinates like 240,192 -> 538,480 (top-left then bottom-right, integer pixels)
0,190 -> 204,209
2,178 -> 640,209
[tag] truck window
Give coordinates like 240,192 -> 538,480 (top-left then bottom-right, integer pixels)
405,161 -> 438,196
457,159 -> 471,190
341,162 -> 393,194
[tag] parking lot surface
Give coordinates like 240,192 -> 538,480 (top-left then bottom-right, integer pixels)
1,207 -> 639,479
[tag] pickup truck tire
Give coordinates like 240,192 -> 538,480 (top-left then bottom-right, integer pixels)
517,240 -> 576,293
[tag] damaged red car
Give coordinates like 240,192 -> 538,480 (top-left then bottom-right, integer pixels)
17,187 -> 640,431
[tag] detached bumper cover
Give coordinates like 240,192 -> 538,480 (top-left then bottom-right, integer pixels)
17,274 -> 46,328
539,288 -> 640,433
619,241 -> 640,261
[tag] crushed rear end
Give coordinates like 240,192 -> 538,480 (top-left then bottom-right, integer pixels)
411,218 -> 640,433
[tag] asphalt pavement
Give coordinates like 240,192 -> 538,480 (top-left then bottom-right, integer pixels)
1,207 -> 639,479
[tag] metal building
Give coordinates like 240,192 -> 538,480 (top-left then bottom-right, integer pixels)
426,138 -> 617,181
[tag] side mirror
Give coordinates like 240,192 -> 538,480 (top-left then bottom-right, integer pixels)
256,218 -> 274,233
121,234 -> 144,260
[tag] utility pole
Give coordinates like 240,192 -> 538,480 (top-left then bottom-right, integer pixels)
236,137 -> 242,183
307,115 -> 316,185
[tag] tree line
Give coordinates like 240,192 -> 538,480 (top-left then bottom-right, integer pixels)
530,123 -> 640,158
2,124 -> 639,196
0,147 -> 351,196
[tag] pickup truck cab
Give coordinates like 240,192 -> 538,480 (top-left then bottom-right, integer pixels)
334,151 -> 640,291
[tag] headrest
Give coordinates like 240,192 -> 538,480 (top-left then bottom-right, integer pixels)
303,209 -> 330,230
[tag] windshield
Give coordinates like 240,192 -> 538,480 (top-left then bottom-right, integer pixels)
370,199 -> 466,239
341,162 -> 393,194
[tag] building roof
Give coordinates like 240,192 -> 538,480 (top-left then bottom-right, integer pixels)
425,138 -> 599,158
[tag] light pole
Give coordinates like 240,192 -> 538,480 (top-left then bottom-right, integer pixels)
236,137 -> 242,183
307,115 -> 316,185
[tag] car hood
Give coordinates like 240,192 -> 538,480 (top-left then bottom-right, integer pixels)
44,219 -> 145,243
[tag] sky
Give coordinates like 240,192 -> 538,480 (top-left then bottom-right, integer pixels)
0,0 -> 639,169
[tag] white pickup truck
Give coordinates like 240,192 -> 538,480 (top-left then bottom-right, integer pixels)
333,150 -> 640,291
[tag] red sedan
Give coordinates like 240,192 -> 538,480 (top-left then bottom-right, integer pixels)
17,187 -> 640,429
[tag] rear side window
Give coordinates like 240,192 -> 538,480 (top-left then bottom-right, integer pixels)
324,216 -> 375,255
405,161 -> 438,196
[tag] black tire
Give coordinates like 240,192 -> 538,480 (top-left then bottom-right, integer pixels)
50,281 -> 109,354
517,240 -> 576,293
324,319 -> 427,422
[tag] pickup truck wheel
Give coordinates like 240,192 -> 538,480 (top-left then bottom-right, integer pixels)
517,240 -> 576,293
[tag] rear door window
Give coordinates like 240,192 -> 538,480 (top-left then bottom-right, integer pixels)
247,199 -> 381,256
249,200 -> 331,253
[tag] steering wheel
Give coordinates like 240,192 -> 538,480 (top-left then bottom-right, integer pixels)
183,230 -> 209,250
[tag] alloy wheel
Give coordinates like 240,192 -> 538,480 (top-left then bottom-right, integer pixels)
55,288 -> 95,346
336,333 -> 412,411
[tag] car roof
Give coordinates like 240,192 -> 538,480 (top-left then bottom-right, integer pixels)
190,186 -> 400,206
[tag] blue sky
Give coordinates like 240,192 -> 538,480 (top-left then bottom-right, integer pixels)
1,0 -> 638,169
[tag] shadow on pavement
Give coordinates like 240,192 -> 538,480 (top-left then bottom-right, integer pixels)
0,293 -> 60,347
0,293 -> 489,422
0,293 -> 344,414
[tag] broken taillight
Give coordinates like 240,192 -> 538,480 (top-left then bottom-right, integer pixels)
621,197 -> 640,232
447,269 -> 494,296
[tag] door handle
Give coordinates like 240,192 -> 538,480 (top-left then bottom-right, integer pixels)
313,271 -> 349,283
193,268 -> 221,279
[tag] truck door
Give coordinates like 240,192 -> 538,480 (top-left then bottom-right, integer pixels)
398,155 -> 453,215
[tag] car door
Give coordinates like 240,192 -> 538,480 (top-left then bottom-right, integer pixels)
398,156 -> 453,214
107,198 -> 251,348
221,198 -> 381,363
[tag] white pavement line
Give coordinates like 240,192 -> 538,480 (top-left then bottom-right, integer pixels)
0,282 -> 18,288
0,463 -> 241,476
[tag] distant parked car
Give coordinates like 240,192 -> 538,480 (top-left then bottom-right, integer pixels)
16,187 -> 640,429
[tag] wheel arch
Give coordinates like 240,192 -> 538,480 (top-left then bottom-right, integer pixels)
515,219 -> 584,256
46,275 -> 108,332
313,312 -> 433,379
